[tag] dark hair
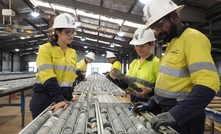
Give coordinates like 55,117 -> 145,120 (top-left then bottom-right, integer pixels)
48,28 -> 64,42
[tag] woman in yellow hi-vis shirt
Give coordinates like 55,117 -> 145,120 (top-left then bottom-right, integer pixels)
105,52 -> 122,85
30,13 -> 78,119
112,26 -> 160,102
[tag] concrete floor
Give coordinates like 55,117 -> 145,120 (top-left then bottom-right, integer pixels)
0,93 -> 220,134
0,95 -> 32,134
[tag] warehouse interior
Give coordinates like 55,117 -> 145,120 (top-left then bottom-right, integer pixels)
0,0 -> 221,134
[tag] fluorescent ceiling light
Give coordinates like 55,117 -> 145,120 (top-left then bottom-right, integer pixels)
31,10 -> 40,17
81,37 -> 86,41
100,15 -> 124,26
110,43 -> 115,48
51,4 -> 75,14
15,49 -> 20,52
30,0 -> 75,14
84,46 -> 88,48
117,31 -> 125,36
85,50 -> 89,53
102,54 -> 105,56
20,37 -> 26,39
76,10 -> 123,25
98,40 -> 109,44
77,10 -> 99,19
124,21 -> 146,28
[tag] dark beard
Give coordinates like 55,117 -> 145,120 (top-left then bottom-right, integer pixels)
157,20 -> 177,43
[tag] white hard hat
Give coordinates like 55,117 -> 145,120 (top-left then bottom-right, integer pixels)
106,52 -> 116,59
130,26 -> 156,45
143,0 -> 184,28
50,13 -> 77,29
85,52 -> 95,60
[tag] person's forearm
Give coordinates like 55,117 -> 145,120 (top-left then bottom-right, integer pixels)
169,84 -> 215,125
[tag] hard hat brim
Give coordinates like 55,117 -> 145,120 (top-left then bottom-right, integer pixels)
129,39 -> 155,45
49,26 -> 79,31
85,55 -> 95,60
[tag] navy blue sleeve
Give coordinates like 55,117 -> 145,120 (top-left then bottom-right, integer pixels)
44,77 -> 65,103
169,84 -> 215,125
61,87 -> 73,101
75,69 -> 85,80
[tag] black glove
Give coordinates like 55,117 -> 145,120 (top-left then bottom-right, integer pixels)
150,112 -> 176,131
133,101 -> 151,113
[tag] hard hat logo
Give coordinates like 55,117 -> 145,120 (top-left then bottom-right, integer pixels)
135,34 -> 139,40
65,16 -> 70,23
140,29 -> 145,38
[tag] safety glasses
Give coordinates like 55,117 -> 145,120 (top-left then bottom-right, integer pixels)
64,30 -> 76,36
150,15 -> 169,31
134,43 -> 151,49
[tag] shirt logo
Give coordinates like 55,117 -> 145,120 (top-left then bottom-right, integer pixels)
135,34 -> 139,40
170,50 -> 179,54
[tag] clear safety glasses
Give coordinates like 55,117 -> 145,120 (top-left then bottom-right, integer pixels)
64,30 -> 76,36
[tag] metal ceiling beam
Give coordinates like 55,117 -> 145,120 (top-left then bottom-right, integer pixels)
72,42 -> 122,54
128,0 -> 138,13
46,0 -> 143,24
73,37 -> 131,53
80,22 -> 133,38
12,13 -> 50,20
201,29 -> 221,36
22,0 -> 49,24
12,40 -> 125,55
0,0 -> 47,35
3,36 -> 131,54
194,15 -> 221,29
0,36 -> 47,48
77,32 -> 132,47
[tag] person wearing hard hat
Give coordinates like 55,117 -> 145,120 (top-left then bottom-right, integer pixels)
74,52 -> 95,85
133,0 -> 220,133
29,13 -> 78,119
111,26 -> 160,103
105,52 -> 122,85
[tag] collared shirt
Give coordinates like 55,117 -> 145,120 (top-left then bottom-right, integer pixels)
76,59 -> 88,80
154,23 -> 220,126
110,60 -> 122,79
126,53 -> 159,90
50,41 -> 72,48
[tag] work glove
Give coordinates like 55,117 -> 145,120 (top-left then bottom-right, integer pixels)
133,101 -> 151,113
150,112 -> 176,131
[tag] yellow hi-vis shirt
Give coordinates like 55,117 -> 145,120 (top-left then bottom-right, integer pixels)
76,59 -> 87,76
35,42 -> 78,87
155,28 -> 220,100
110,60 -> 122,79
126,54 -> 159,90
